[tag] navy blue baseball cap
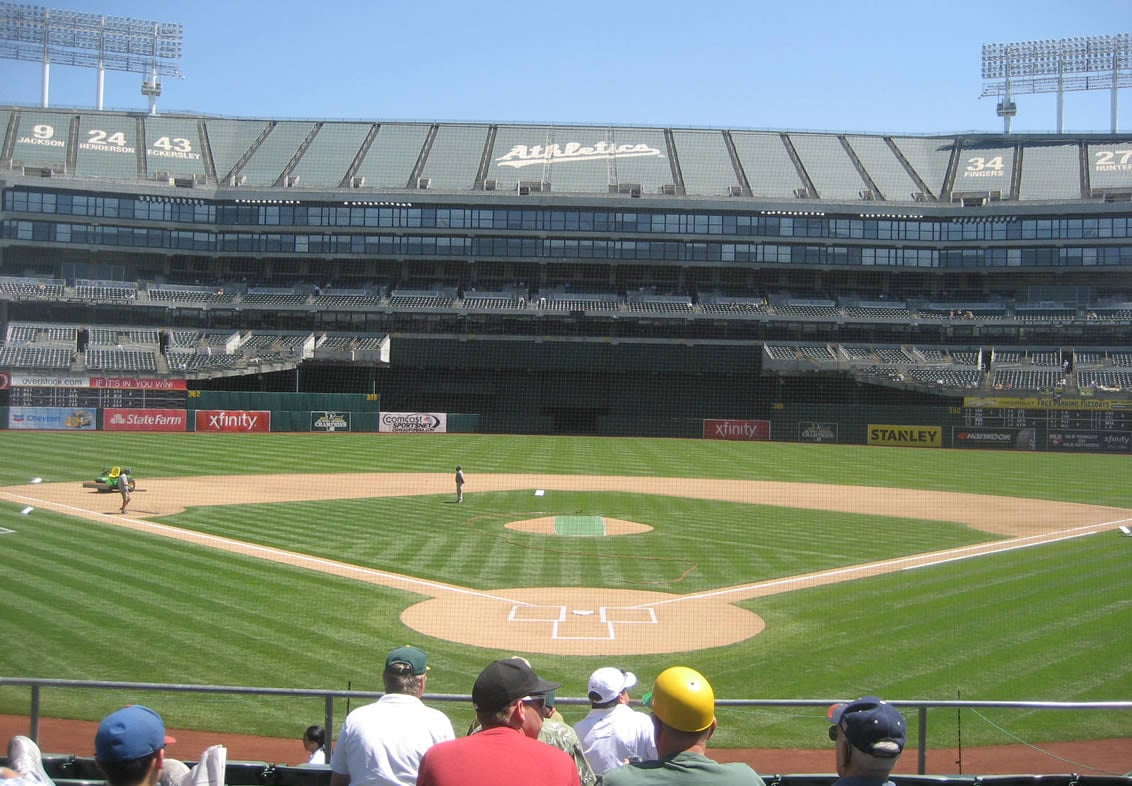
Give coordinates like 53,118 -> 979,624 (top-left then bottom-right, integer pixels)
95,705 -> 175,763
828,696 -> 906,758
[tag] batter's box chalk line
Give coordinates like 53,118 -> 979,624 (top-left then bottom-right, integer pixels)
508,604 -> 658,641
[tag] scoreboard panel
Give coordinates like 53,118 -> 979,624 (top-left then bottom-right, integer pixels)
960,406 -> 1132,431
9,386 -> 187,409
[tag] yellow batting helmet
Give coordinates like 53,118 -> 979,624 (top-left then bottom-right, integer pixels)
647,666 -> 715,733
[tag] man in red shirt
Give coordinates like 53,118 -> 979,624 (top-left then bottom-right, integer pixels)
417,658 -> 580,786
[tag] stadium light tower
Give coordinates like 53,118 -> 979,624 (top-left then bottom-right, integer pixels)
981,34 -> 1132,134
0,3 -> 183,114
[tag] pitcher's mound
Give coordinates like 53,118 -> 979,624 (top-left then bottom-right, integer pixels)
506,516 -> 653,536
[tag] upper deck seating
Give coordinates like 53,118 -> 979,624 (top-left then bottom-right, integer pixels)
798,344 -> 836,361
625,296 -> 694,313
166,349 -> 241,371
313,290 -> 383,307
74,281 -> 139,301
1015,303 -> 1076,321
1078,370 -> 1132,390
765,344 -> 798,360
7,323 -> 76,344
991,369 -> 1062,390
0,345 -> 72,369
146,285 -> 236,304
241,288 -> 308,306
463,296 -> 526,310
905,367 -> 983,389
843,304 -> 914,319
0,276 -> 65,298
84,348 -> 158,372
774,299 -> 839,318
89,328 -> 159,346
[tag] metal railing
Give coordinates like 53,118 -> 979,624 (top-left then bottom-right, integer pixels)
3,677 -> 1130,775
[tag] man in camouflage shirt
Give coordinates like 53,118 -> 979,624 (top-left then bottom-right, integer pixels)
536,691 -> 597,786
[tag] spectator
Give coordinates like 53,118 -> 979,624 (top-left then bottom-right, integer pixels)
467,663 -> 596,786
95,705 -> 178,786
574,667 -> 656,777
330,645 -> 455,786
1,736 -> 54,786
302,725 -> 327,765
603,666 -> 763,785
826,696 -> 906,786
416,658 -> 579,786
539,690 -> 597,786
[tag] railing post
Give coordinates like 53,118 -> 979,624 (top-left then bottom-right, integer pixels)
323,694 -> 334,762
30,684 -> 41,743
918,704 -> 927,774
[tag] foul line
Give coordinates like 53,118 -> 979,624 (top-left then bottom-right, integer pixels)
638,517 -> 1132,609
1,492 -> 535,608
6,489 -> 1131,616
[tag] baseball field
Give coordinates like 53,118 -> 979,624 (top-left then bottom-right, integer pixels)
1,431 -> 1129,756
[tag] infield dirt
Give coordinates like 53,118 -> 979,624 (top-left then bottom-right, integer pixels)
4,474 -> 1130,655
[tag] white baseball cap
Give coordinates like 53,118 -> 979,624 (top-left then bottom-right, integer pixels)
588,667 -> 638,704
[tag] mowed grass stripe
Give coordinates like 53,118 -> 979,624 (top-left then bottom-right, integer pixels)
6,432 -> 1131,507
2,432 -> 1128,748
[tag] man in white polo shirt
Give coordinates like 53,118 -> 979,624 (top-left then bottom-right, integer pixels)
573,667 -> 656,777
330,645 -> 455,786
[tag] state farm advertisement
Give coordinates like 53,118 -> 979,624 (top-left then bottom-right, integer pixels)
703,419 -> 771,440
194,410 -> 271,433
105,408 -> 187,432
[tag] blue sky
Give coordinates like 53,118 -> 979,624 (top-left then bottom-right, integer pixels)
0,0 -> 1128,134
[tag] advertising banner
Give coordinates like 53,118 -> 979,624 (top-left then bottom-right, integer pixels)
799,421 -> 838,443
379,412 -> 447,433
10,373 -> 90,388
311,411 -> 352,432
867,424 -> 942,447
105,408 -> 188,432
951,427 -> 1033,450
702,419 -> 771,440
92,377 -> 188,390
1048,430 -> 1132,453
194,410 -> 271,433
9,407 -> 97,430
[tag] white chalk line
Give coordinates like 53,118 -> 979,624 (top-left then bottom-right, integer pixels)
0,491 -> 536,608
638,516 -> 1132,609
6,490 -> 1131,618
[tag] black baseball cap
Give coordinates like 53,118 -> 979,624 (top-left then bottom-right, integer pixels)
472,658 -> 560,713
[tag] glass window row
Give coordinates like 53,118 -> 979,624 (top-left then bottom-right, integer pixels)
4,187 -> 1132,242
7,219 -> 1132,268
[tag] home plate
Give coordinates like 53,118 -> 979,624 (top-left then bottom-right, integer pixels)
572,609 -> 594,616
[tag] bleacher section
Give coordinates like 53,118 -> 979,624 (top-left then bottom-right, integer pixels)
0,345 -> 71,368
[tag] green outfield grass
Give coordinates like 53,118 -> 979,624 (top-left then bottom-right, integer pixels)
1,432 -> 1129,750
